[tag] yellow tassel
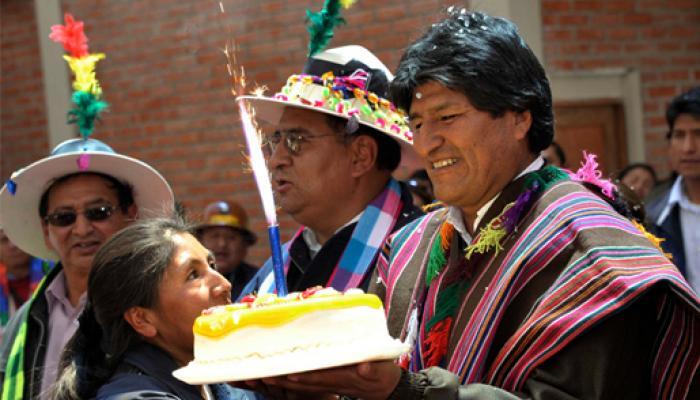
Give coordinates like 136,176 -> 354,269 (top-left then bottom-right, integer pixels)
64,53 -> 105,96
339,0 -> 357,9
464,203 -> 512,260
632,220 -> 673,260
422,201 -> 445,212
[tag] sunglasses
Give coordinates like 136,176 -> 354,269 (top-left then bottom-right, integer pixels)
43,204 -> 116,227
266,130 -> 337,155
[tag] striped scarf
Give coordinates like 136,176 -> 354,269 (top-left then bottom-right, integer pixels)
2,263 -> 56,400
0,258 -> 50,327
259,179 -> 403,293
379,180 -> 699,399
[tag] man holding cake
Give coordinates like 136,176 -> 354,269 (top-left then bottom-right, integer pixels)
251,9 -> 700,400
237,45 -> 422,297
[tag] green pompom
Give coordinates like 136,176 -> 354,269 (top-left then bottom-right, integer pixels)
67,91 -> 108,139
306,0 -> 345,56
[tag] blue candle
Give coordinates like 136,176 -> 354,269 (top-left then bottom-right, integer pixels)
267,225 -> 288,296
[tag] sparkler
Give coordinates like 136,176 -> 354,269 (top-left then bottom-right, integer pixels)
222,3 -> 287,296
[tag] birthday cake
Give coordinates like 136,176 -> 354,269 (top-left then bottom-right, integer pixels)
173,287 -> 407,384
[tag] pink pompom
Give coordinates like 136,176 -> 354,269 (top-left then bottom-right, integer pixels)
570,151 -> 617,199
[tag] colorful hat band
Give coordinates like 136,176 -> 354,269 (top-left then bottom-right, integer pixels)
272,70 -> 413,143
208,214 -> 242,228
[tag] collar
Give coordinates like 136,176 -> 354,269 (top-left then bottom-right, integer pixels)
44,269 -> 87,313
302,212 -> 362,258
657,176 -> 684,225
448,156 -> 545,243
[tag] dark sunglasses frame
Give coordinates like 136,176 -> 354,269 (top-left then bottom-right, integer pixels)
43,204 -> 117,227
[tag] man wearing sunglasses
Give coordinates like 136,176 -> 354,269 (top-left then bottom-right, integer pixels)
237,45 -> 422,297
0,138 -> 174,399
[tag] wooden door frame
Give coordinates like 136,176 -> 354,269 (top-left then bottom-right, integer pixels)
549,68 -> 645,164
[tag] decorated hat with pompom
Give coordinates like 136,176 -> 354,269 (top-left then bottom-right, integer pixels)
236,1 -> 413,148
0,14 -> 174,259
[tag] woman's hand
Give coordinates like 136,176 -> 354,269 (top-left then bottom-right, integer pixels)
238,360 -> 402,400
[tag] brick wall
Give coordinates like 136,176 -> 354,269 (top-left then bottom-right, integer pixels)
542,0 -> 700,177
1,0 -> 452,264
3,0 -> 698,264
1,0 -> 50,181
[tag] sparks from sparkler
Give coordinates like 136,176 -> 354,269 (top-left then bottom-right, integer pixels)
221,2 -> 287,295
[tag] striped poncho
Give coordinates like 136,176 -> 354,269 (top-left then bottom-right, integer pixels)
374,179 -> 699,399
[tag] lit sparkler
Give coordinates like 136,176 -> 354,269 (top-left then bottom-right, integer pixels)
222,6 -> 287,295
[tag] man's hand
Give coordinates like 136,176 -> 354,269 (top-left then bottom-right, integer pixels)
239,360 -> 402,400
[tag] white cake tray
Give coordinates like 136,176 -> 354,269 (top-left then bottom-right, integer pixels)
173,339 -> 409,384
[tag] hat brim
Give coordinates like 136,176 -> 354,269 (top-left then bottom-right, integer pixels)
195,223 -> 257,245
0,151 -> 174,260
237,95 -> 414,153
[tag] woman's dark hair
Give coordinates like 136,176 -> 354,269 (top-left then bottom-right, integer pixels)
39,172 -> 135,218
666,86 -> 700,137
390,8 -> 554,153
616,162 -> 658,184
52,217 -> 191,400
325,115 -> 402,171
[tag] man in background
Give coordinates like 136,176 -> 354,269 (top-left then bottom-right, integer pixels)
647,86 -> 700,294
196,200 -> 258,300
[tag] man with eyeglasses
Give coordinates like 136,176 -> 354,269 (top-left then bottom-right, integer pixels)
237,45 -> 422,297
0,138 -> 174,399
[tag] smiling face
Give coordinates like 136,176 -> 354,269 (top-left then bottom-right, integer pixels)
267,107 -> 356,226
147,233 -> 232,365
669,113 -> 700,180
409,81 -> 534,221
41,174 -> 136,274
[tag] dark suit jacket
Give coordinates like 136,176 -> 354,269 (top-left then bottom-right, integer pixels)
646,183 -> 687,276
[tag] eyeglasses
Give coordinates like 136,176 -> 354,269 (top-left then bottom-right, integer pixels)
44,204 -> 116,227
266,130 -> 337,155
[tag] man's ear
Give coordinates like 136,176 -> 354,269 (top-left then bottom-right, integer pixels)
124,306 -> 158,338
512,110 -> 533,141
350,135 -> 379,178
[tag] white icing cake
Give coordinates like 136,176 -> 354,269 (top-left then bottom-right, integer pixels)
173,287 -> 407,384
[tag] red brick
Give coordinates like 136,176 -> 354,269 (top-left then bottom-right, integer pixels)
603,0 -> 636,11
543,0 -> 571,12
545,29 -> 573,41
573,1 -> 604,11
577,29 -> 605,40
608,28 -> 637,40
647,86 -> 678,98
559,14 -> 588,25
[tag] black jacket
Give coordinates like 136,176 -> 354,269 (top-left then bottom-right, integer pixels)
0,262 -> 63,399
646,184 -> 687,276
97,343 -> 260,400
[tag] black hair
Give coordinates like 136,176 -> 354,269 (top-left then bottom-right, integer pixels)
325,115 -> 402,171
52,217 -> 191,400
666,86 -> 700,138
390,8 -> 554,153
547,141 -> 567,167
616,162 -> 658,184
39,172 -> 135,218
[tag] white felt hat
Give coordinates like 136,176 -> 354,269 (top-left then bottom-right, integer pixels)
0,138 -> 174,260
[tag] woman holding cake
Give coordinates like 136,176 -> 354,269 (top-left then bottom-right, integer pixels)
51,218 -> 261,400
